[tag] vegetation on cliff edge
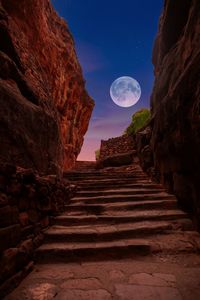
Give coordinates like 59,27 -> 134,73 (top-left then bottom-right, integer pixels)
125,108 -> 150,135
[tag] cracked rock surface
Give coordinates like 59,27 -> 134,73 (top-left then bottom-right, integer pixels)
5,258 -> 200,300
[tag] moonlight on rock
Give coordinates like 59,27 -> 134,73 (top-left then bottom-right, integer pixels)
110,76 -> 141,108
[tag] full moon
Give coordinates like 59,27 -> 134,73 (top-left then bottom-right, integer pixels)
110,76 -> 141,108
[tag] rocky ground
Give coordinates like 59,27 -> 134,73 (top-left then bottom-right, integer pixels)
5,256 -> 200,300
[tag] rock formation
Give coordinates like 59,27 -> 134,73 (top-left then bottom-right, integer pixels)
0,0 -> 94,174
0,163 -> 76,297
138,0 -> 200,226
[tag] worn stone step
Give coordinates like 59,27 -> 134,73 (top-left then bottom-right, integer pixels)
37,161 -> 200,267
64,199 -> 178,215
53,210 -> 188,226
72,161 -> 97,171
77,183 -> 163,191
75,181 -> 152,188
44,221 -> 177,243
72,193 -> 176,204
65,170 -> 143,174
72,173 -> 148,178
65,170 -> 144,174
64,172 -> 145,179
36,230 -> 199,263
65,169 -> 142,174
76,188 -> 167,197
68,176 -> 150,184
36,239 -> 151,263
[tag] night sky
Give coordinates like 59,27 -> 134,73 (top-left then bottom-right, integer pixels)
52,0 -> 164,161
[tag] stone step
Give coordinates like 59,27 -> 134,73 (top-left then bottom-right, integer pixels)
64,172 -> 145,178
65,169 -> 142,173
66,176 -> 149,183
64,199 -> 178,215
77,183 -> 163,191
76,188 -> 167,197
53,210 -> 188,226
72,193 -> 176,204
74,180 -> 152,187
36,231 -> 199,263
36,239 -> 151,263
73,161 -> 96,170
44,221 -> 184,243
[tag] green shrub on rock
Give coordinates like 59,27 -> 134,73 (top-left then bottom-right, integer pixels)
125,108 -> 150,135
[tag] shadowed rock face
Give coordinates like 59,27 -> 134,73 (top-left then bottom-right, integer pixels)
0,0 -> 94,174
150,0 -> 200,225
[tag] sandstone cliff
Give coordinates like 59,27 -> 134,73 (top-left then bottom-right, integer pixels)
0,0 -> 94,174
141,0 -> 200,225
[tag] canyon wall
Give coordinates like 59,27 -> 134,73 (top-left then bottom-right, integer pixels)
0,0 -> 94,174
142,0 -> 200,226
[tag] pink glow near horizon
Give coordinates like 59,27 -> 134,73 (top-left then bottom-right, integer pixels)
77,114 -> 131,161
77,138 -> 100,161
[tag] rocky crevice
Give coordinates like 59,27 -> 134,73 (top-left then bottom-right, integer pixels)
136,0 -> 200,228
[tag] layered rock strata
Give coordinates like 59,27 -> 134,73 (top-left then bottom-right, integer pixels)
0,0 -> 94,174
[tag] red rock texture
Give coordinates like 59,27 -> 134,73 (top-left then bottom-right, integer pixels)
99,135 -> 135,160
0,163 -> 76,297
0,0 -> 94,174
148,0 -> 200,225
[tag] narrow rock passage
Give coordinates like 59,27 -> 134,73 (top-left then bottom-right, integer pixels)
5,162 -> 200,299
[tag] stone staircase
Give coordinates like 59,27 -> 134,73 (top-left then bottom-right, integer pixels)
36,162 -> 200,263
